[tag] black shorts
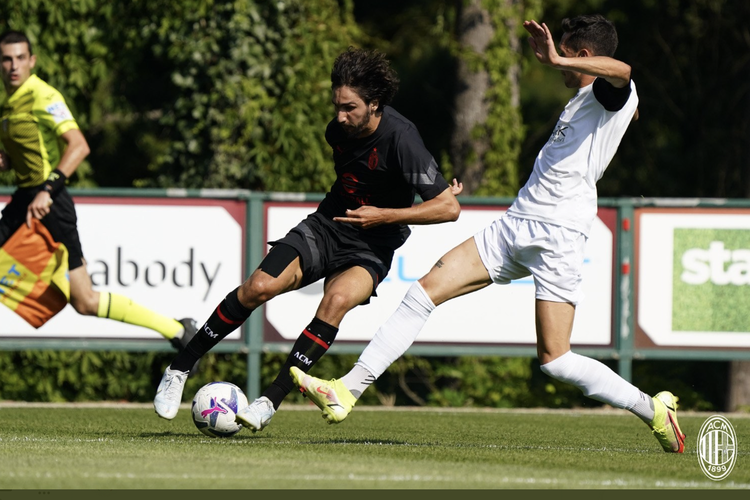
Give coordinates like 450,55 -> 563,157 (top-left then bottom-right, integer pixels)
0,186 -> 85,270
270,212 -> 402,302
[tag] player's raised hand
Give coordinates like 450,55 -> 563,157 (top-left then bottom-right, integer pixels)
523,20 -> 559,66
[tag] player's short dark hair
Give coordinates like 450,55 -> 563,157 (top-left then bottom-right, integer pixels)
331,47 -> 399,110
561,14 -> 618,57
0,30 -> 33,55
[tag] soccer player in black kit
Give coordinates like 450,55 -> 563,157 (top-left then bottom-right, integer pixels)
154,47 -> 463,428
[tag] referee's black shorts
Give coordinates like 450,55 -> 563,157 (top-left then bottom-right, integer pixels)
270,212 -> 401,304
0,186 -> 85,270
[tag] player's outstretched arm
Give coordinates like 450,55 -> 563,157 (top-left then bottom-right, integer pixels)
334,185 -> 461,229
523,19 -> 631,88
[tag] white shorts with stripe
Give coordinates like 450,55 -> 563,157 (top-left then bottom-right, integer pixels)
473,215 -> 587,305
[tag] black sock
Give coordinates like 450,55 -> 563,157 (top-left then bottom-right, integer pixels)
263,317 -> 338,409
170,287 -> 252,372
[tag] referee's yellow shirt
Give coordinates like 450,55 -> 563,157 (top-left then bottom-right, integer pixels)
0,74 -> 79,188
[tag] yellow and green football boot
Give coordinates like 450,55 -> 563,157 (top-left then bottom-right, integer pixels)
290,366 -> 356,424
649,391 -> 686,453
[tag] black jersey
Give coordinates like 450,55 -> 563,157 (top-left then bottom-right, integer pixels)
317,106 -> 450,246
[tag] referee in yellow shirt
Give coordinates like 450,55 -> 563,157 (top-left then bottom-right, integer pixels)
0,30 -> 197,351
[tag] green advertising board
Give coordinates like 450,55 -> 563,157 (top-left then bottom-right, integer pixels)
673,228 -> 750,332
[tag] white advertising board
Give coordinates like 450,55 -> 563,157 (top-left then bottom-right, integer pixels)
638,210 -> 750,348
0,198 -> 244,340
265,205 -> 614,346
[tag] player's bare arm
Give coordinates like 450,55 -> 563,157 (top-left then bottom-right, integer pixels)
55,128 -> 90,178
524,20 -> 631,88
333,185 -> 461,229
26,128 -> 90,226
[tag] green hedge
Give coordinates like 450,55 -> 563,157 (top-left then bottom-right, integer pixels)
0,350 -> 726,411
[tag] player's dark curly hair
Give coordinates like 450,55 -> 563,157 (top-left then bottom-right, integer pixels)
0,30 -> 33,55
561,14 -> 618,57
331,47 -> 399,111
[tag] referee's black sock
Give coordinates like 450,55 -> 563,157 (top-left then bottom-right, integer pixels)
170,287 -> 253,372
262,317 -> 338,409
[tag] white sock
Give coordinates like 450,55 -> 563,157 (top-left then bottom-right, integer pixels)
340,363 -> 375,399
355,281 -> 435,381
630,392 -> 656,423
540,351 -> 654,422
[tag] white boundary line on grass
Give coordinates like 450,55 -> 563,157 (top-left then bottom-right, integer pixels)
2,469 -> 748,489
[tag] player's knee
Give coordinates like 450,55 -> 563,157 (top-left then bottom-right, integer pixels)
414,278 -> 441,306
540,351 -> 599,397
539,352 -> 576,384
241,274 -> 283,304
540,363 -> 586,396
539,361 -> 564,384
320,290 -> 358,315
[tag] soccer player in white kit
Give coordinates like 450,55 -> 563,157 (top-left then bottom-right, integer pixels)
292,15 -> 686,453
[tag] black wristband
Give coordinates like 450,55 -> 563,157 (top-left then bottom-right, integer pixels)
42,169 -> 67,195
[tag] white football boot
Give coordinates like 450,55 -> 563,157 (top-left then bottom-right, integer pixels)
235,396 -> 276,432
153,366 -> 189,420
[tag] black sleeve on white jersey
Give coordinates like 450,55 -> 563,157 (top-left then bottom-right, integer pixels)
593,77 -> 632,112
395,126 -> 450,201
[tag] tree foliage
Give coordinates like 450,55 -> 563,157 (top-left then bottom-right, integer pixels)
132,0 -> 361,190
602,0 -> 750,198
2,0 -> 747,197
468,0 -> 541,196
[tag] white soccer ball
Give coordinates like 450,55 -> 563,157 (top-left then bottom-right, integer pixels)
191,381 -> 249,438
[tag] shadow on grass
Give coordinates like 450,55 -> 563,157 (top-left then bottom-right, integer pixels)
137,431 -> 276,441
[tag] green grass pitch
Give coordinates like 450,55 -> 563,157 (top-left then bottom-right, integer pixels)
0,403 -> 748,489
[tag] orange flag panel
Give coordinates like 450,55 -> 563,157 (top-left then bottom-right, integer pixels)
0,219 -> 70,328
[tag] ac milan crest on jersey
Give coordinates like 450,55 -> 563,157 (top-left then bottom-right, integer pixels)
368,148 -> 379,170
